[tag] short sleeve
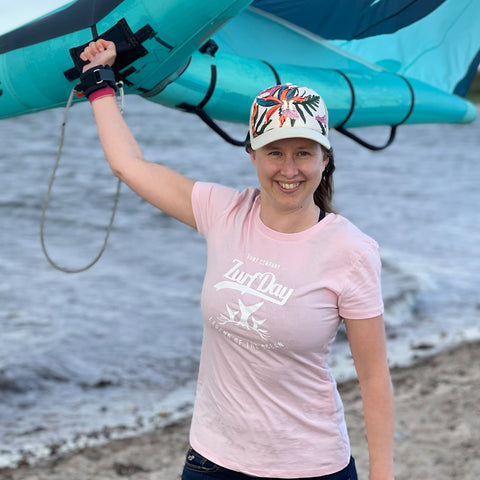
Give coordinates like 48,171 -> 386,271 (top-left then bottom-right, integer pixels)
192,182 -> 239,236
338,241 -> 384,320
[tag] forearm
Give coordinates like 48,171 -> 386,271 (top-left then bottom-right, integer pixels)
360,373 -> 395,480
90,94 -> 145,181
78,40 -> 145,180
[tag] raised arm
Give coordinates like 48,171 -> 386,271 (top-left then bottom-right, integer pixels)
80,40 -> 196,228
344,315 -> 395,480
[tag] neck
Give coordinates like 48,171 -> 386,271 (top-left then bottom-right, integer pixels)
259,204 -> 321,233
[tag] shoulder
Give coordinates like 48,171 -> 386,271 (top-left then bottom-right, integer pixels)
193,182 -> 259,208
192,182 -> 260,235
325,214 -> 379,252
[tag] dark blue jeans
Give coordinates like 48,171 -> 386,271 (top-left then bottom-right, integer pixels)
181,448 -> 358,480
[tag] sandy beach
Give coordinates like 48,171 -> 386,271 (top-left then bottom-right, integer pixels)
1,340 -> 479,480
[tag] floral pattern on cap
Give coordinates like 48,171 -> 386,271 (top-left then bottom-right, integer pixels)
250,85 -> 328,140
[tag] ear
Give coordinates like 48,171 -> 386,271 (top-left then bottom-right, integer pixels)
248,147 -> 257,167
322,153 -> 329,172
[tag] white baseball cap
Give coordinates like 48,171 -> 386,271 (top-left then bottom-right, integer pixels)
249,84 -> 330,150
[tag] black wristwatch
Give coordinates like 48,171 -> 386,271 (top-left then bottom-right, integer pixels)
75,65 -> 117,98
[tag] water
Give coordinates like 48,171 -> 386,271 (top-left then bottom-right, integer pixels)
1,97 -> 479,468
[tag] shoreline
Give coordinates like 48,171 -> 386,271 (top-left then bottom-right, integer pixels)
1,340 -> 479,480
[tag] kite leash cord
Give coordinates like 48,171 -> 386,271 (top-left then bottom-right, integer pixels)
40,83 -> 124,273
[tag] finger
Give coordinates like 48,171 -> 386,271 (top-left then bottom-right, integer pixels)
78,39 -> 117,68
89,41 -> 101,57
98,39 -> 116,55
95,40 -> 107,53
96,39 -> 109,50
80,43 -> 94,62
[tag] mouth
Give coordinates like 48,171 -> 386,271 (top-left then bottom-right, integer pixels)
278,181 -> 301,191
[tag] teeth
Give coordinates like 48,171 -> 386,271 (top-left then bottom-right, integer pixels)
279,182 -> 299,190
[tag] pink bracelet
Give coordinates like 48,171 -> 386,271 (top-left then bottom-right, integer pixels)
88,86 -> 116,103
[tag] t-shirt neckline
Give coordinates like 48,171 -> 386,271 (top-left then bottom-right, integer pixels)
252,195 -> 334,241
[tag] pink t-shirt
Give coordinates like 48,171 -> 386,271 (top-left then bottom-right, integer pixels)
190,182 -> 383,478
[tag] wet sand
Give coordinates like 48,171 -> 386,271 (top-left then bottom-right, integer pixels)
1,341 -> 479,479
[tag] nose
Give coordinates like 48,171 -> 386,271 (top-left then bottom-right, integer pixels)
280,156 -> 299,178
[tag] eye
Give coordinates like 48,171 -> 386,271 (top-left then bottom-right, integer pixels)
297,150 -> 312,157
268,150 -> 282,157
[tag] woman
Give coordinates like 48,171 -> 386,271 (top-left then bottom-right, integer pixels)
79,40 -> 394,480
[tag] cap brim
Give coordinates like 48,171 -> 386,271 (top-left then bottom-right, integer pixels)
250,126 -> 331,150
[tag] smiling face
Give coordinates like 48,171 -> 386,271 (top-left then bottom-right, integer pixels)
249,137 -> 328,231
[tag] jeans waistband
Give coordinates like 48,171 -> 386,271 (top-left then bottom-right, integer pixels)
184,448 -> 357,480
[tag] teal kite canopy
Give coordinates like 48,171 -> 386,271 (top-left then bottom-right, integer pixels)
0,0 -> 478,148
250,0 -> 479,97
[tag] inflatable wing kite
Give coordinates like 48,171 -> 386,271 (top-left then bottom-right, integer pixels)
0,0 -> 479,148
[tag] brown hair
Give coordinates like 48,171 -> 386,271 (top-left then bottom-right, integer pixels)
314,146 -> 335,213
